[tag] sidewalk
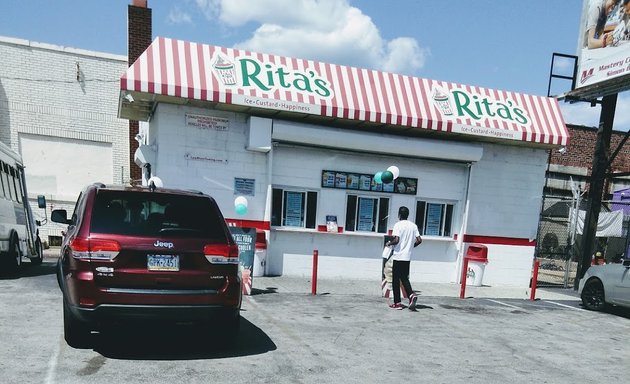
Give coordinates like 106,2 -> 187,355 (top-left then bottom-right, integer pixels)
252,275 -> 581,301
43,246 -> 579,302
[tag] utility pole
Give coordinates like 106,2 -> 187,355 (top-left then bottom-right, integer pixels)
576,93 -> 617,288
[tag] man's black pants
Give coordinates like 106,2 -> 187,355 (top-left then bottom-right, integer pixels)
392,260 -> 414,304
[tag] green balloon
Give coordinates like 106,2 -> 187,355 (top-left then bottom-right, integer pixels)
381,170 -> 394,183
235,203 -> 248,216
374,171 -> 383,184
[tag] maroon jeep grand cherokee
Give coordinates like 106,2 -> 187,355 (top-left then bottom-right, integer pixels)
52,183 -> 241,348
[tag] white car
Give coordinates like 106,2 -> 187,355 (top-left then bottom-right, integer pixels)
579,259 -> 630,311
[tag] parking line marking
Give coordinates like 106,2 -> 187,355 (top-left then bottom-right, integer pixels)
544,300 -> 582,311
44,335 -> 62,384
485,299 -> 522,309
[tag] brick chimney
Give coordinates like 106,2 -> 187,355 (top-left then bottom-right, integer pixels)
128,0 -> 152,182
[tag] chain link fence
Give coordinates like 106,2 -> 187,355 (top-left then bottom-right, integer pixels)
535,197 -> 578,288
535,196 -> 630,288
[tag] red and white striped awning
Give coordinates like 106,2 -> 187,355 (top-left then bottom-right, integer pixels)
120,37 -> 569,146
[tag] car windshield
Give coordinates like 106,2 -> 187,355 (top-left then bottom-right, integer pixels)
90,190 -> 228,240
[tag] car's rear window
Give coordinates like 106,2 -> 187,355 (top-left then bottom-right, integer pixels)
90,190 -> 229,241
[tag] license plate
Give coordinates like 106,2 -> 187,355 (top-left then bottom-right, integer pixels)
147,255 -> 180,271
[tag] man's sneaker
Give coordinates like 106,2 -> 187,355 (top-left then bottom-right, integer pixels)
408,294 -> 418,311
389,303 -> 403,310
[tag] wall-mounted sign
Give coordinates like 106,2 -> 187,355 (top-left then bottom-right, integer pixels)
185,113 -> 229,131
234,177 -> 255,196
322,170 -> 417,195
185,152 -> 228,163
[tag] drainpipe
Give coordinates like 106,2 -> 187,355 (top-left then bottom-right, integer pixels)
262,141 -> 274,275
454,163 -> 473,283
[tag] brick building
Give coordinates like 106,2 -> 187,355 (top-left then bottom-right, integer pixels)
0,36 -> 129,244
546,124 -> 630,198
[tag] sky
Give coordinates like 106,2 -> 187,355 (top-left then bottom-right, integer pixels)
1,0 -> 629,132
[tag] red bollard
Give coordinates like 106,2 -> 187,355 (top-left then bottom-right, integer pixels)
459,257 -> 469,299
311,249 -> 319,295
530,259 -> 540,301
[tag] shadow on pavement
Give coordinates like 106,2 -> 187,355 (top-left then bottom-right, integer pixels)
251,286 -> 278,295
93,317 -> 276,360
0,259 -> 57,280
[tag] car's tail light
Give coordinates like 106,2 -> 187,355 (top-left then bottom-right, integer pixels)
70,238 -> 121,260
204,243 -> 239,264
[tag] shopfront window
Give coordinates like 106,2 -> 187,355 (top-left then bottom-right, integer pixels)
345,195 -> 389,233
415,201 -> 454,237
271,188 -> 317,228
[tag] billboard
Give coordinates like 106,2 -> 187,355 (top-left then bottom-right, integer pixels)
574,0 -> 630,97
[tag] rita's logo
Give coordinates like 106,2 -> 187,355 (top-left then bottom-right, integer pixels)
580,68 -> 594,84
431,86 -> 530,127
211,53 -> 333,99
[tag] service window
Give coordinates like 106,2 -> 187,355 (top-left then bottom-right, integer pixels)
415,200 -> 454,237
345,194 -> 389,233
271,188 -> 317,228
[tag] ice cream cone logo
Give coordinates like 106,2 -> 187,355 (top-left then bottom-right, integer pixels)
212,54 -> 237,86
432,86 -> 453,116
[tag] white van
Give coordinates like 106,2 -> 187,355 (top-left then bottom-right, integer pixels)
0,141 -> 45,275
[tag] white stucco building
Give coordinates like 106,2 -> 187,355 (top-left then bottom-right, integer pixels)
118,37 -> 570,287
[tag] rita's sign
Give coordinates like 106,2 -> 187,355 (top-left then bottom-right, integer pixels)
431,86 -> 531,127
211,53 -> 334,99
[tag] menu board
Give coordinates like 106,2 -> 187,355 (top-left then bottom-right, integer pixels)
425,203 -> 443,236
284,191 -> 303,227
322,170 -> 417,195
322,170 -> 336,188
357,198 -> 375,231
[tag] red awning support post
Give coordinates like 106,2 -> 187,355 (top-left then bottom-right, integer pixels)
459,257 -> 469,299
311,250 -> 319,295
530,259 -> 540,301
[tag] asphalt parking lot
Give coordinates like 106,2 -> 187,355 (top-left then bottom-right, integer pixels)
1,255 -> 629,384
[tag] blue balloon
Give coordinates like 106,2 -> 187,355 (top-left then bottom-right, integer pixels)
374,171 -> 383,184
381,170 -> 394,184
235,203 -> 248,216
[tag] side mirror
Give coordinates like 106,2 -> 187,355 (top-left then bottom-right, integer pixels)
51,209 -> 70,225
36,195 -> 48,225
623,259 -> 630,268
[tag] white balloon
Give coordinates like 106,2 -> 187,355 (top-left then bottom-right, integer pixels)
387,166 -> 400,179
234,196 -> 248,207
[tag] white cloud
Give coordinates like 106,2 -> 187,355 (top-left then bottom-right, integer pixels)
197,0 -> 427,74
167,7 -> 193,25
560,93 -> 630,131
382,38 -> 428,74
194,0 -> 221,20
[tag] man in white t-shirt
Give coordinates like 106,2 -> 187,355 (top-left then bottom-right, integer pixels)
385,206 -> 422,310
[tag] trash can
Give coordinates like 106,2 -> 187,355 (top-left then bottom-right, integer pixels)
253,230 -> 267,277
465,243 -> 488,287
